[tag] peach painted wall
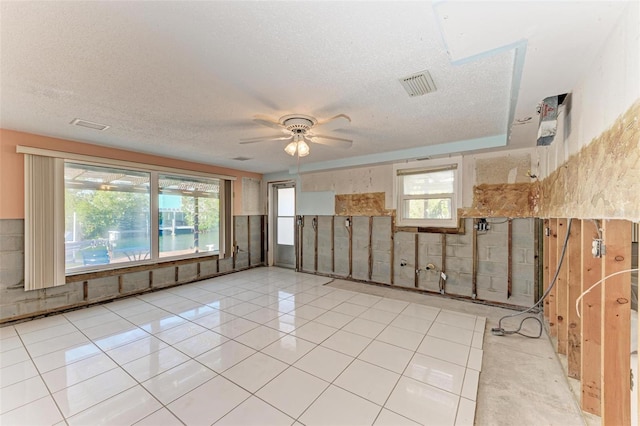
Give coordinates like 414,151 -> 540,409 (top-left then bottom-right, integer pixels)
0,129 -> 262,219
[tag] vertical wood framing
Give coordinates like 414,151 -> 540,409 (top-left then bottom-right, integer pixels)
148,271 -> 153,288
581,219 -> 602,415
348,216 -> 353,278
567,219 -> 582,379
390,217 -> 395,285
600,219 -> 631,425
441,234 -> 447,293
414,234 -> 419,288
331,217 -> 335,273
534,219 -> 542,305
314,216 -> 319,272
548,219 -> 558,337
298,216 -> 303,272
368,217 -> 373,281
543,219 -> 550,318
557,218 -> 569,355
247,216 -> 251,264
507,219 -> 513,298
472,219 -> 478,298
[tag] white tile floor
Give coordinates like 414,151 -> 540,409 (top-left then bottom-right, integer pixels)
0,268 -> 484,426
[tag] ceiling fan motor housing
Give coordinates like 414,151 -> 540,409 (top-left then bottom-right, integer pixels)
281,115 -> 316,134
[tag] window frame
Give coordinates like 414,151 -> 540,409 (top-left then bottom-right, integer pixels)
393,157 -> 463,228
17,146 -> 235,278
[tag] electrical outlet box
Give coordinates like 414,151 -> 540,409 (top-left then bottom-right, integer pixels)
592,239 -> 605,257
474,218 -> 490,232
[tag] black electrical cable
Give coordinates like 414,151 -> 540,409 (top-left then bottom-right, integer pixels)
491,218 -> 573,339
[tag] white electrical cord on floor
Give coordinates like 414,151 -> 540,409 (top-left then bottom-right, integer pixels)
575,268 -> 639,318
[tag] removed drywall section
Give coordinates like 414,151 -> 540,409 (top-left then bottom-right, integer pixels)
459,182 -> 540,218
0,216 -> 267,323
335,192 -> 393,216
539,101 -> 640,220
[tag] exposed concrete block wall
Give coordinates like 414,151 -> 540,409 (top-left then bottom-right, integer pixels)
333,218 -> 350,278
0,216 -> 266,323
301,216 -> 316,273
301,215 -> 536,307
351,217 -> 370,281
234,216 -> 250,270
371,217 -> 392,284
249,215 -> 263,266
317,216 -> 333,275
393,232 -> 415,288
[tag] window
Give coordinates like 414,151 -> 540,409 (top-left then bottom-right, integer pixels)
65,163 -> 151,271
159,174 -> 220,257
394,157 -> 462,228
59,159 -> 227,273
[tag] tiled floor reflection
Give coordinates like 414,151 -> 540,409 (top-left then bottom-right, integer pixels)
0,268 -> 484,425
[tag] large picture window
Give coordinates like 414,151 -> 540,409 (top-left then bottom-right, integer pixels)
60,161 -> 226,273
394,157 -> 462,228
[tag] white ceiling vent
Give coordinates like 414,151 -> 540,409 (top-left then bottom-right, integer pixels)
399,71 -> 437,97
70,118 -> 110,131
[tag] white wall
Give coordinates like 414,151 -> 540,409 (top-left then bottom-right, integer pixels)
539,0 -> 640,178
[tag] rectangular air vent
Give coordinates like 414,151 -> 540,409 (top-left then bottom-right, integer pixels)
70,118 -> 110,131
232,156 -> 251,161
399,71 -> 437,97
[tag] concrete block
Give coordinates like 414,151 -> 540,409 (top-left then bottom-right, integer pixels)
178,263 -> 198,283
511,233 -> 534,248
446,244 -> 473,259
476,275 -> 508,302
0,236 -> 24,252
0,303 -> 19,320
218,258 -> 233,273
0,267 -> 24,288
200,259 -> 218,277
122,271 -> 150,293
0,219 -> 24,235
0,252 -> 24,270
87,276 -> 119,300
249,215 -> 263,266
235,252 -> 249,270
234,216 -> 249,252
487,246 -> 508,262
445,256 -> 472,274
512,218 -> 533,234
301,217 -> 315,273
478,260 -> 508,277
371,261 -> 391,284
333,219 -> 350,277
17,299 -> 46,317
317,217 -> 333,274
153,267 -> 176,288
489,220 -> 509,233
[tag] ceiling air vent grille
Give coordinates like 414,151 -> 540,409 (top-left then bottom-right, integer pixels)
399,71 -> 437,97
70,118 -> 110,131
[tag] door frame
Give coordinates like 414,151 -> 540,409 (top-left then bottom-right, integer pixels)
267,180 -> 297,268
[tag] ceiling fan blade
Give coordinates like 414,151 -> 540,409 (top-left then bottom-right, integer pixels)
315,114 -> 351,132
306,134 -> 353,149
239,136 -> 293,145
253,115 -> 285,131
240,134 -> 289,142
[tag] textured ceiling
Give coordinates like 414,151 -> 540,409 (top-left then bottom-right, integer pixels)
0,1 -> 628,174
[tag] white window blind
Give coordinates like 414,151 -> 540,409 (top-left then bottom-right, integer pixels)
24,154 -> 65,290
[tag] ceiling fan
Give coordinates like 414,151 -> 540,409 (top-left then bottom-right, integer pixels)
239,114 -> 352,157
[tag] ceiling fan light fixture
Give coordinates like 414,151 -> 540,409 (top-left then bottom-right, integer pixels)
284,141 -> 297,156
297,140 -> 310,157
